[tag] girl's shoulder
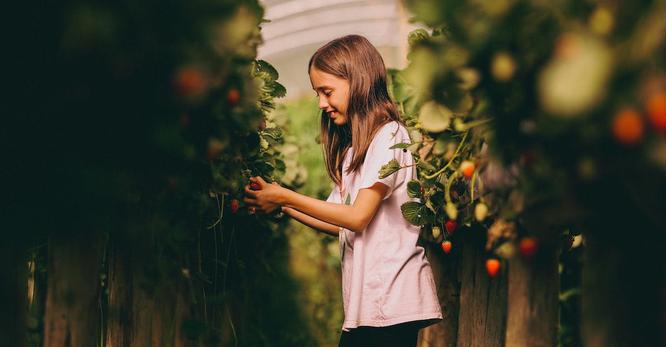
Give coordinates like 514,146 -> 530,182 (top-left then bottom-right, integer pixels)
373,120 -> 408,144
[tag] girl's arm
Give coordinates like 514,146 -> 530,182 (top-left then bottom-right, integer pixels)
281,206 -> 339,237
244,177 -> 388,233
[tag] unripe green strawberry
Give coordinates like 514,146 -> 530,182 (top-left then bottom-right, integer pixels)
445,202 -> 458,220
491,52 -> 516,81
432,226 -> 442,239
475,202 -> 488,222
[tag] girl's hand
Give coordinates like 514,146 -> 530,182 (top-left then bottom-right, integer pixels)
243,176 -> 284,214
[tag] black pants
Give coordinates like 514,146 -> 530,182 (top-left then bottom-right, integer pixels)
338,321 -> 421,347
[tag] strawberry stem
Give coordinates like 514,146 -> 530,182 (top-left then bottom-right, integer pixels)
424,130 -> 469,180
445,170 -> 459,204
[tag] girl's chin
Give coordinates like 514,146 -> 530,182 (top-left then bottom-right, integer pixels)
327,111 -> 347,125
332,117 -> 347,125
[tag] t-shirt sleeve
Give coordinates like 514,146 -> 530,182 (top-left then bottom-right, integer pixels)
358,123 -> 411,200
326,184 -> 341,203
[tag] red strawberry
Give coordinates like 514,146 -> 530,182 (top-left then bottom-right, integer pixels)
647,92 -> 666,133
460,160 -> 476,179
445,220 -> 457,234
230,199 -> 240,214
486,258 -> 501,277
612,108 -> 644,145
258,118 -> 267,131
519,237 -> 539,258
441,241 -> 452,254
250,182 -> 261,190
173,67 -> 207,97
227,89 -> 241,107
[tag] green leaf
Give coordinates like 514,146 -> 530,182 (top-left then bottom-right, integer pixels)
430,190 -> 445,209
417,160 -> 437,172
418,101 -> 452,133
389,142 -> 412,149
274,159 -> 286,171
441,88 -> 473,113
261,128 -> 282,140
256,60 -> 279,80
422,205 -> 436,224
379,159 -> 401,179
407,142 -> 421,154
409,128 -> 423,143
407,180 -> 422,198
408,29 -> 430,47
387,69 -> 413,102
401,201 -> 424,225
432,137 -> 447,155
254,161 -> 274,174
270,81 -> 287,98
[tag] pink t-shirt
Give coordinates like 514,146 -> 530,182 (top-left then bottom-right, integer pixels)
326,121 -> 443,332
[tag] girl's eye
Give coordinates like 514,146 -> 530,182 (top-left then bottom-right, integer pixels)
315,90 -> 332,97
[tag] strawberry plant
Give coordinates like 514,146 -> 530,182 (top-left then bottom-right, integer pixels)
397,0 -> 666,346
10,1 -> 311,346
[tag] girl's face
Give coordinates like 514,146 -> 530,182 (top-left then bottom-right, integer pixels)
309,67 -> 350,126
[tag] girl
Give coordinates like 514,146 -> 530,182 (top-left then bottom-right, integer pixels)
244,35 -> 442,347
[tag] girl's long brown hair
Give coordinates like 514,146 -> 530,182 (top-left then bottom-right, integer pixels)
309,35 -> 402,186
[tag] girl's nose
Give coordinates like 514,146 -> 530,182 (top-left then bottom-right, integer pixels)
318,96 -> 329,110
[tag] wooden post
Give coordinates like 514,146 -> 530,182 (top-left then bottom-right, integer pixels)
582,231 -> 666,347
505,242 -> 559,347
43,232 -> 103,347
456,229 -> 507,347
105,232 -> 192,347
105,237 -> 133,347
418,242 -> 460,347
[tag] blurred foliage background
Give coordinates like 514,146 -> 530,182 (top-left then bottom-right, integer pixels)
271,96 -> 344,347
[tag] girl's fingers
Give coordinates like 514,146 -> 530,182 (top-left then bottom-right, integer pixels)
243,197 -> 257,205
249,177 -> 264,189
244,185 -> 257,198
